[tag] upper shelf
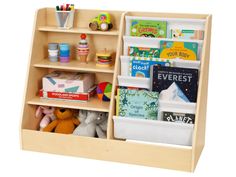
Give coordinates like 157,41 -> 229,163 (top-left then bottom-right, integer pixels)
34,60 -> 114,73
38,26 -> 120,36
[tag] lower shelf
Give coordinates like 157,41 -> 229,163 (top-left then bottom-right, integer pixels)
27,96 -> 110,112
21,129 -> 193,171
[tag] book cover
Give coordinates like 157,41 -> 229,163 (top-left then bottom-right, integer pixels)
160,41 -> 198,60
151,65 -> 198,102
116,88 -> 159,120
163,111 -> 195,124
171,29 -> 204,40
130,20 -> 167,38
128,46 -> 160,58
129,58 -> 172,78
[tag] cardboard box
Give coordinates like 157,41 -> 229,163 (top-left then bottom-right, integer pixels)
42,71 -> 95,93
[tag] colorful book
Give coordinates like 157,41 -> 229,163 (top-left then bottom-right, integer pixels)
160,41 -> 198,60
116,88 -> 159,120
151,65 -> 198,102
162,111 -> 195,124
128,46 -> 160,58
39,85 -> 96,102
129,58 -> 172,78
171,29 -> 204,40
130,20 -> 167,38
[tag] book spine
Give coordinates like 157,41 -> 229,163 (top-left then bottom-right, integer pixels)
39,90 -> 92,101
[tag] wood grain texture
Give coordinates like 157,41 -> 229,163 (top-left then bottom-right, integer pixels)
191,15 -> 212,171
22,129 -> 193,171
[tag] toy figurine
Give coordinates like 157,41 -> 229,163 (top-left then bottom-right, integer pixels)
89,12 -> 113,31
96,48 -> 112,67
77,34 -> 89,63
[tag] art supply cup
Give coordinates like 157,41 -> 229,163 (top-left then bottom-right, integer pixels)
55,10 -> 75,29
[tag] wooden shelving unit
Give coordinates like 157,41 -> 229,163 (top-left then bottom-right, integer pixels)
20,8 -> 212,172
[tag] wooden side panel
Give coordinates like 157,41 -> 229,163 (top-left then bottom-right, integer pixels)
107,12 -> 126,139
22,129 -> 192,171
192,15 -> 212,171
20,8 -> 49,130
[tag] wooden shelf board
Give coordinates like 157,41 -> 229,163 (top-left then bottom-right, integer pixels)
27,96 -> 110,112
38,26 -> 119,36
34,60 -> 114,73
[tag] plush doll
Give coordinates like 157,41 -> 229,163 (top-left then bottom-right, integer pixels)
95,112 -> 108,138
73,110 -> 108,138
43,108 -> 80,134
73,110 -> 97,137
35,106 -> 56,131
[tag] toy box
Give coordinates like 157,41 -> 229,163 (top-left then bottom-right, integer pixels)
42,71 -> 95,93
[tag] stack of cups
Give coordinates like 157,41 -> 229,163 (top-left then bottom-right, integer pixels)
48,43 -> 59,62
59,43 -> 70,63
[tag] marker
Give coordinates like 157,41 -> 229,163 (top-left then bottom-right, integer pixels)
66,4 -> 70,11
70,4 -> 74,10
56,6 -> 60,11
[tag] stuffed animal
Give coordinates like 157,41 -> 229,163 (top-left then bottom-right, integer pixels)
73,110 -> 97,137
35,106 -> 56,131
95,112 -> 108,138
73,110 -> 108,138
43,108 -> 80,134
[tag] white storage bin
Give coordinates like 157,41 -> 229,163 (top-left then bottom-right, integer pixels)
120,56 -> 201,77
118,75 -> 150,89
125,16 -> 206,38
113,116 -> 194,146
123,36 -> 203,60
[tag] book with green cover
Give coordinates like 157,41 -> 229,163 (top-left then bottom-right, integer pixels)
130,20 -> 167,38
116,88 -> 159,120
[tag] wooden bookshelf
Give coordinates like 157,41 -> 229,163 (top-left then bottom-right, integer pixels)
20,8 -> 212,172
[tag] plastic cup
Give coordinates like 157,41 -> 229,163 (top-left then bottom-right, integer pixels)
48,43 -> 58,50
49,56 -> 58,62
60,56 -> 70,63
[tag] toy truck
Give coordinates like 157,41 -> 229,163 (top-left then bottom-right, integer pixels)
89,12 -> 113,31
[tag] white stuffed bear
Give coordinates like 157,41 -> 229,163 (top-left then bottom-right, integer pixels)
73,110 -> 108,138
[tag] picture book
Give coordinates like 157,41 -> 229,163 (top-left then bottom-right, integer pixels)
128,46 -> 160,58
130,20 -> 167,38
116,88 -> 159,120
129,58 -> 172,78
160,41 -> 198,60
171,29 -> 204,40
150,65 -> 198,102
162,111 -> 195,124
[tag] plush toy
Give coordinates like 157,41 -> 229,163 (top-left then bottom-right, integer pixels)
43,108 -> 80,134
35,106 -> 56,131
95,112 -> 108,138
73,110 -> 108,138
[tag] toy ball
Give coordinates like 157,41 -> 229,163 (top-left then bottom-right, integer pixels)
96,82 -> 112,101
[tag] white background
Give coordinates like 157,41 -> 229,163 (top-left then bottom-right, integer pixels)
0,0 -> 235,176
